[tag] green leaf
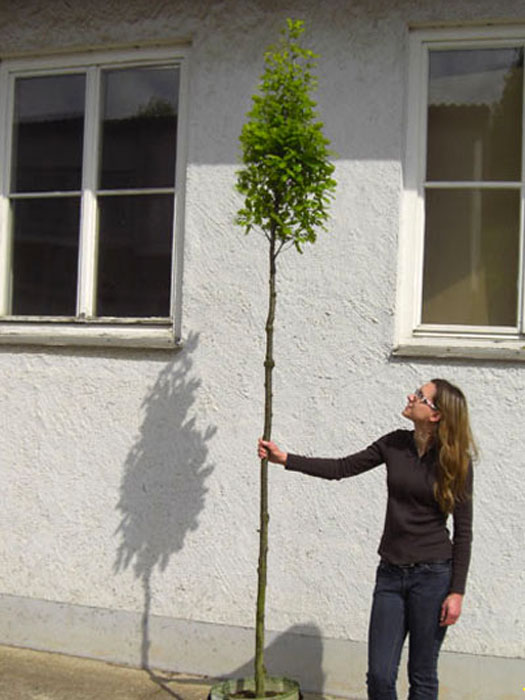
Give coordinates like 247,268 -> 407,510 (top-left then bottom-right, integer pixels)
236,18 -> 337,246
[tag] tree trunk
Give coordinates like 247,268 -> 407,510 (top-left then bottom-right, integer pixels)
255,228 -> 277,698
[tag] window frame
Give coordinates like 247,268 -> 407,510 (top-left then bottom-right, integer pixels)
0,45 -> 189,349
395,25 -> 525,361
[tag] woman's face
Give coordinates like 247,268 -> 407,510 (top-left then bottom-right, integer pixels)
402,381 -> 440,424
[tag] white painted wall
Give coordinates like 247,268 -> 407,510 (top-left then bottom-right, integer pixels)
0,0 -> 524,695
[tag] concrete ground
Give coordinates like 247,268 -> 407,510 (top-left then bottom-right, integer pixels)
0,645 -> 335,700
0,644 -> 214,700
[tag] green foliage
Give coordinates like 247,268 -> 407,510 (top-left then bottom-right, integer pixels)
136,96 -> 175,118
236,18 -> 336,252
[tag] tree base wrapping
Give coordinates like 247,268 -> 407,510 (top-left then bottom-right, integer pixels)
209,676 -> 300,700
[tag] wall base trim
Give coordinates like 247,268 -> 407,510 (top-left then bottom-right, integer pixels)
0,594 -> 522,699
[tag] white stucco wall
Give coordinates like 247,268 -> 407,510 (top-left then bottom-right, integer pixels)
0,0 -> 524,696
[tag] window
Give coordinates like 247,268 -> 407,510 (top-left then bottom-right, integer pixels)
0,47 -> 188,348
397,26 -> 525,360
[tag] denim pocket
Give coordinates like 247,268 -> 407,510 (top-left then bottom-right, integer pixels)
378,560 -> 396,573
376,561 -> 395,581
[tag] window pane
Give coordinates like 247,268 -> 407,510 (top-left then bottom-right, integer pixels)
12,74 -> 85,192
12,198 -> 80,315
97,194 -> 174,317
100,67 -> 179,189
427,48 -> 523,181
422,189 -> 519,326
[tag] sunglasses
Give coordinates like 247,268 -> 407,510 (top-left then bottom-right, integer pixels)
414,388 -> 438,411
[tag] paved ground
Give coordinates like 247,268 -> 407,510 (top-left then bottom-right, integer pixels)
0,644 -> 214,699
0,645 -> 334,700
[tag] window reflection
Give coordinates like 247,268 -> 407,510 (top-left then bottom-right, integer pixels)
97,194 -> 174,317
100,67 -> 179,189
422,188 -> 519,326
427,48 -> 523,181
12,74 -> 85,192
6,62 -> 179,320
12,198 -> 80,315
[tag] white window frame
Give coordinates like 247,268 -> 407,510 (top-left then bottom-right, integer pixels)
395,25 -> 525,361
0,45 -> 189,349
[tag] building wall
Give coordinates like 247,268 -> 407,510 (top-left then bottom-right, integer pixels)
0,0 -> 524,697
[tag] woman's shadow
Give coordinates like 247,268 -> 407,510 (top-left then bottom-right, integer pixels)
225,623 -> 326,696
113,331 -> 215,696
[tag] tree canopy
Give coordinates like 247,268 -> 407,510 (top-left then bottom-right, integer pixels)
236,18 -> 336,253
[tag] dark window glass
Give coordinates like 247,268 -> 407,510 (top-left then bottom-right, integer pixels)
12,198 -> 80,315
12,74 -> 85,192
97,194 -> 174,317
100,67 -> 179,190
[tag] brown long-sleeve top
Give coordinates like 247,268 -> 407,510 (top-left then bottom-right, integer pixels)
286,429 -> 473,594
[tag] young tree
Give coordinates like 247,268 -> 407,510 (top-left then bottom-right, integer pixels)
236,19 -> 336,698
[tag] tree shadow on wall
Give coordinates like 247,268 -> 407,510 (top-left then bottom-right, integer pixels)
113,331 -> 215,697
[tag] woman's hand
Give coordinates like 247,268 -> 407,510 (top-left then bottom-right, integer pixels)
258,439 -> 287,466
440,593 -> 463,626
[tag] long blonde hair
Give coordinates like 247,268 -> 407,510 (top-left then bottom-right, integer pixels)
431,378 -> 477,515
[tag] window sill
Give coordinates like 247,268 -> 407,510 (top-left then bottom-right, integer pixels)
0,319 -> 182,350
393,335 -> 525,362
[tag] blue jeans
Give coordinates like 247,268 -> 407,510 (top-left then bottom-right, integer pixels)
367,560 -> 452,700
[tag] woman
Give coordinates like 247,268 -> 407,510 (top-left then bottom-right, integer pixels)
258,378 -> 476,700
